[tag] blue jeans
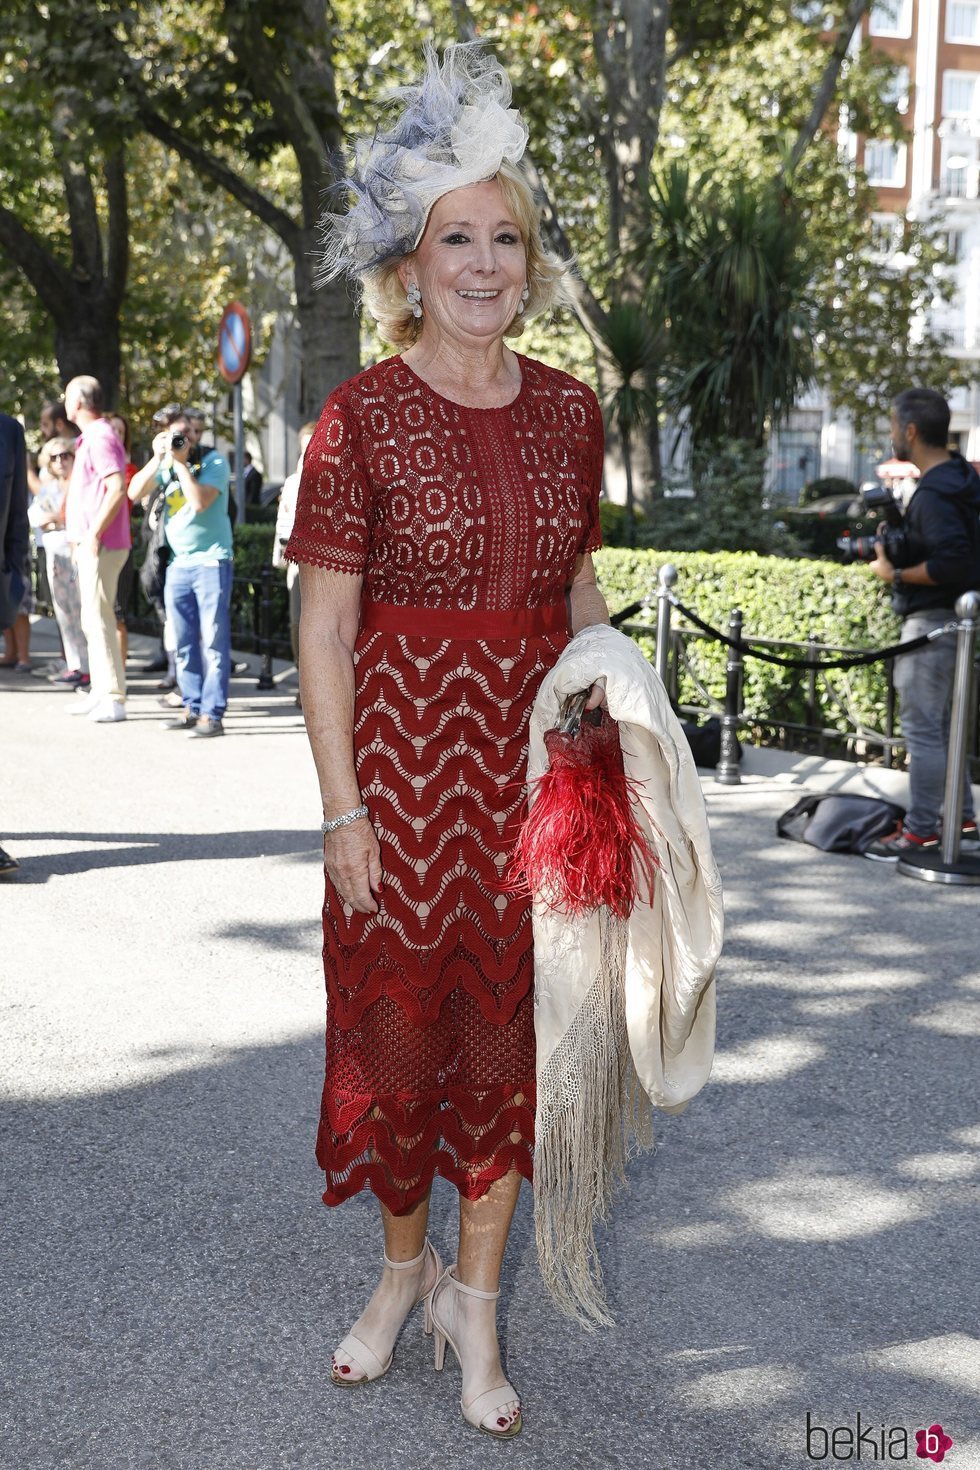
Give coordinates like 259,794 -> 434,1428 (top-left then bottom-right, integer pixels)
164,559 -> 232,722
894,609 -> 976,837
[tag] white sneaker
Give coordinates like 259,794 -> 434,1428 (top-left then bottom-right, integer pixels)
66,691 -> 101,715
88,699 -> 127,723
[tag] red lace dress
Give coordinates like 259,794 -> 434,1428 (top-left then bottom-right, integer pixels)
286,353 -> 604,1215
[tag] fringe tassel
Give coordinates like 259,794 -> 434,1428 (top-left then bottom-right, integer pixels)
533,908 -> 654,1328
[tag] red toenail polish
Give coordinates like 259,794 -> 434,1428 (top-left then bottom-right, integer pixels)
497,1418 -> 507,1426
340,1365 -> 350,1374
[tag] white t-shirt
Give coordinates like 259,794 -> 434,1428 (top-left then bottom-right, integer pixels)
28,478 -> 69,553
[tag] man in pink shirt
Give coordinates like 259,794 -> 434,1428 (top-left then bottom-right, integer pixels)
63,376 -> 131,723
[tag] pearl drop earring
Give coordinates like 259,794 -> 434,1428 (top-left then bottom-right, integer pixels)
406,282 -> 423,319
517,282 -> 530,315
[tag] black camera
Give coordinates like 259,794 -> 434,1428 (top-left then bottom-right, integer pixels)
170,432 -> 188,451
836,483 -> 910,564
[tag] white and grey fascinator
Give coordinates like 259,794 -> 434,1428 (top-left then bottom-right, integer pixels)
319,42 -> 529,282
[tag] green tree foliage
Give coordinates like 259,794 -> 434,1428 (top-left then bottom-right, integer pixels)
646,440 -> 802,554
647,163 -> 818,447
657,10 -> 965,451
0,13 -> 286,427
0,15 -> 129,405
0,0 -> 356,417
813,215 -> 968,439
2,0 -> 965,491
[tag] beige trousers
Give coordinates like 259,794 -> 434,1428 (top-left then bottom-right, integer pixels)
75,545 -> 128,702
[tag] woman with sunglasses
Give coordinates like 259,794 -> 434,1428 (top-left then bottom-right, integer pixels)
31,437 -> 89,688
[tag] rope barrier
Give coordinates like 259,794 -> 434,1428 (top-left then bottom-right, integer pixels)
666,597 -> 951,671
609,600 -> 645,628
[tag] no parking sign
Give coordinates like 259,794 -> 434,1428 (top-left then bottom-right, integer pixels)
217,301 -> 251,384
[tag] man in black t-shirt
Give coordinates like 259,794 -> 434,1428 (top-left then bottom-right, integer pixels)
865,388 -> 980,860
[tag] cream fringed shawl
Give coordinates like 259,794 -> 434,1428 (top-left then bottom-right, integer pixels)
527,624 -> 724,1326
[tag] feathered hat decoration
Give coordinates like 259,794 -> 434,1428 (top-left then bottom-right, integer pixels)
319,42 -> 529,283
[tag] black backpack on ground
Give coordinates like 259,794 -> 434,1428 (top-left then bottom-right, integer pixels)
777,792 -> 904,855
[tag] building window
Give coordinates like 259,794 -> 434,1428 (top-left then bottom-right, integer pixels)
946,230 -> 964,262
947,2 -> 980,42
943,71 -> 980,115
870,0 -> 913,37
864,140 -> 907,186
940,137 -> 978,194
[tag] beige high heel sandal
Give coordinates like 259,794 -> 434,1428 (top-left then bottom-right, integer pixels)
331,1237 -> 442,1386
430,1265 -> 523,1439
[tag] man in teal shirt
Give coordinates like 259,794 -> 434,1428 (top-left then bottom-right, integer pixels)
129,408 -> 233,738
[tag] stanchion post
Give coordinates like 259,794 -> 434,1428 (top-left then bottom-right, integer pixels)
940,591 -> 980,865
898,590 -> 980,885
655,563 -> 678,689
716,609 -> 744,786
805,635 -> 818,741
256,564 -> 275,691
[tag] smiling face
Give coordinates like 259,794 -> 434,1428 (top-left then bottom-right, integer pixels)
398,179 -> 527,350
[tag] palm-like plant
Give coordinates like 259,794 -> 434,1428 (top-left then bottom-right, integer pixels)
647,162 -> 819,448
595,304 -> 663,548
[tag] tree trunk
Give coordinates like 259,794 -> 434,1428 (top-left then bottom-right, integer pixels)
783,0 -> 872,179
0,146 -> 125,407
592,0 -> 670,500
621,425 -> 637,548
53,301 -> 121,405
594,0 -> 670,289
294,245 -> 361,417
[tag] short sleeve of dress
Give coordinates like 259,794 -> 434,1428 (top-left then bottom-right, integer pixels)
285,395 -> 372,574
581,388 -> 604,556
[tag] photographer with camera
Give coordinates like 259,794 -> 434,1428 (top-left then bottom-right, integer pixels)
129,408 -> 232,739
863,388 -> 980,861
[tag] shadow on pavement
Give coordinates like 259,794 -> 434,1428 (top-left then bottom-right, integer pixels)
1,831 -> 321,882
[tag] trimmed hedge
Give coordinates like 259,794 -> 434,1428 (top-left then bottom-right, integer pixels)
593,547 -> 901,742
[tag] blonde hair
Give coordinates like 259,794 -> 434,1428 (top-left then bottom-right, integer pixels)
38,435 -> 76,473
359,162 -> 570,348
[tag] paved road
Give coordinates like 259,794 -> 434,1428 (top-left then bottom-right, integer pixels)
3,620 -> 979,1470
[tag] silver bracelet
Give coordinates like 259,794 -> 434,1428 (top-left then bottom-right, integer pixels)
321,804 -> 369,835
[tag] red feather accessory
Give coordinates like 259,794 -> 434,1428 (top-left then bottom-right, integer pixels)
509,692 -> 658,918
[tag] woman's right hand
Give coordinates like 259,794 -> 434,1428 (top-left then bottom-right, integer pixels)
324,818 -> 383,915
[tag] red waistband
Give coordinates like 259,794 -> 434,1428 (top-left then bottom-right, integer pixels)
360,599 -> 568,641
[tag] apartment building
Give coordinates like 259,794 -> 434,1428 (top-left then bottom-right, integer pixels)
772,0 -> 980,498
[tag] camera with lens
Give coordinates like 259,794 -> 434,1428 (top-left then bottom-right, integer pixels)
836,483 -> 910,564
169,431 -> 188,451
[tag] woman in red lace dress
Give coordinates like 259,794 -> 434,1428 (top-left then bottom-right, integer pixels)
286,45 -> 609,1439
